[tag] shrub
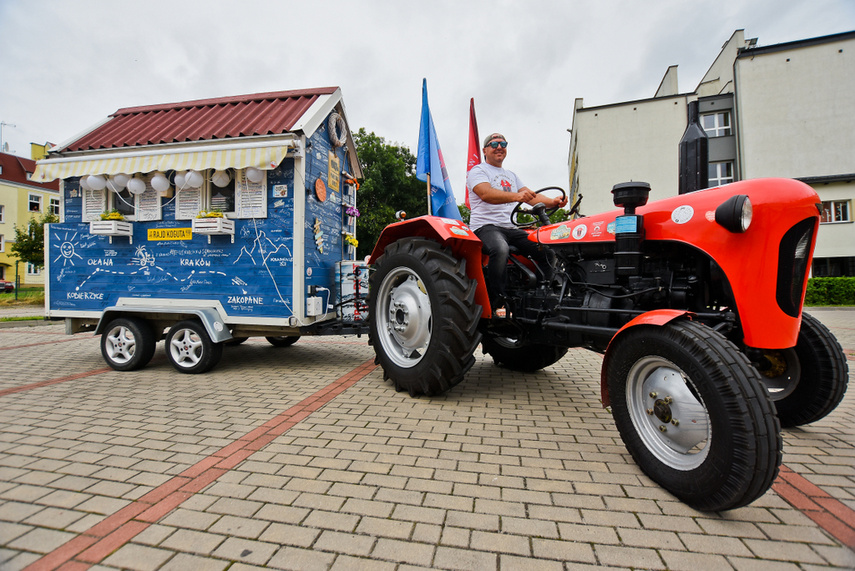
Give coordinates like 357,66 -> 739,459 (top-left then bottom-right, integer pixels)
804,277 -> 855,306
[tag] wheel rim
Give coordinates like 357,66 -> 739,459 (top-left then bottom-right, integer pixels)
376,266 -> 432,369
105,325 -> 136,364
169,328 -> 203,368
757,348 -> 800,401
626,356 -> 711,470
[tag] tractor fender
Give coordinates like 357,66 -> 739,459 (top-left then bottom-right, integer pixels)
369,216 -> 490,316
600,309 -> 692,407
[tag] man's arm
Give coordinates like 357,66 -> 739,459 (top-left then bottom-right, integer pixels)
472,182 -> 536,205
523,187 -> 568,209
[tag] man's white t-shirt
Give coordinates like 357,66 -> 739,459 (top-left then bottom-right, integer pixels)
467,163 -> 525,231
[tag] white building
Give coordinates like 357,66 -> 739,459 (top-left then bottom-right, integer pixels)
568,29 -> 855,276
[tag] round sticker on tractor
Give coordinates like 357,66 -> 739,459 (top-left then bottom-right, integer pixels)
572,224 -> 587,240
671,205 -> 694,224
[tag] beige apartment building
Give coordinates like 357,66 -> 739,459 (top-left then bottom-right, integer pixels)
568,29 -> 854,276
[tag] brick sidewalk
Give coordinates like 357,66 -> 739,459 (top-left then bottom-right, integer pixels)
0,310 -> 852,570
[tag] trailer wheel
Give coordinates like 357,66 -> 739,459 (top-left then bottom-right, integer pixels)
266,336 -> 300,347
369,237 -> 482,396
756,312 -> 848,427
482,334 -> 568,372
607,320 -> 781,511
101,317 -> 156,371
165,319 -> 223,374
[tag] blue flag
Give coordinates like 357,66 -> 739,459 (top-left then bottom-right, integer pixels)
416,79 -> 462,220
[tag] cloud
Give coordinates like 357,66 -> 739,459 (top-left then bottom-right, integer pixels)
1,0 -> 853,204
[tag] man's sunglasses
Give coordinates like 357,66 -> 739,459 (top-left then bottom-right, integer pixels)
486,141 -> 508,149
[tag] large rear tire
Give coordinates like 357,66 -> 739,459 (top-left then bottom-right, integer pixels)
607,319 -> 781,511
482,334 -> 568,372
756,312 -> 848,427
369,238 -> 482,396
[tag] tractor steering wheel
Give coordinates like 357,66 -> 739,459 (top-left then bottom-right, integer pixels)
510,186 -> 567,227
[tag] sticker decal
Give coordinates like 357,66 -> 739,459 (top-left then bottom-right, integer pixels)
590,221 -> 605,237
705,210 -> 716,222
671,205 -> 694,225
572,224 -> 587,240
550,224 -> 571,240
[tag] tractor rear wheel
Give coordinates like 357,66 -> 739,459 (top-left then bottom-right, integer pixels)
482,334 -> 568,372
369,238 -> 482,396
756,312 -> 848,427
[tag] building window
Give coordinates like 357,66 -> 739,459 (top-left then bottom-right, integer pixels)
0,234 -> 4,253
820,200 -> 850,224
50,197 -> 60,216
0,204 -> 4,223
26,263 -> 41,276
708,161 -> 734,187
701,111 -> 732,137
29,194 -> 42,212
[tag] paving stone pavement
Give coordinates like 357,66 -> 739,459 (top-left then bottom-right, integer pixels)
0,308 -> 852,570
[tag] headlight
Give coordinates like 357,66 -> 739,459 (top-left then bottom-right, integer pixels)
715,195 -> 752,233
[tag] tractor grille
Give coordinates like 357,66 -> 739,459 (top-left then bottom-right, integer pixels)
776,217 -> 816,317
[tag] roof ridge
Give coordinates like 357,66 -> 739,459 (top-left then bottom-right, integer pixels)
112,87 -> 339,117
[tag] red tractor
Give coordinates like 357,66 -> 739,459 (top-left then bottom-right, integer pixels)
367,178 -> 848,512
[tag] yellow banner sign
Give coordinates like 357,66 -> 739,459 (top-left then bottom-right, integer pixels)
147,228 -> 193,241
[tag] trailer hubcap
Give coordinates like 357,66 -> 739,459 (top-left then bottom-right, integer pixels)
105,325 -> 135,364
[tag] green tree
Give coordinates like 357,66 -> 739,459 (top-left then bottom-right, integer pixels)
353,128 -> 429,258
12,212 -> 58,268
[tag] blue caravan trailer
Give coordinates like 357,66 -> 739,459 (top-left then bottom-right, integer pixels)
35,88 -> 369,373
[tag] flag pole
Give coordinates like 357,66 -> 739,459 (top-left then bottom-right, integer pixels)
426,174 -> 432,215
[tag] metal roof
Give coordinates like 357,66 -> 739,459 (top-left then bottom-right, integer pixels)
60,87 -> 340,152
0,152 -> 59,191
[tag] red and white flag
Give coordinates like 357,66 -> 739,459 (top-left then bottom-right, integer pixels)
465,98 -> 480,209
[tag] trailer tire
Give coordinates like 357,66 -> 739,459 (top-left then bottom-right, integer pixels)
101,317 -> 157,371
482,334 -> 568,372
369,237 -> 482,396
607,320 -> 781,511
757,312 -> 848,427
166,319 -> 223,374
266,336 -> 300,347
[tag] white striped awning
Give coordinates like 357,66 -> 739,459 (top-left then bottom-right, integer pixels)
33,140 -> 296,183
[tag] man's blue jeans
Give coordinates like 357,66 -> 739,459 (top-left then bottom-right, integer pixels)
474,224 -> 543,303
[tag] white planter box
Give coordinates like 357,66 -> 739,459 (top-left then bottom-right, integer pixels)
192,217 -> 235,243
90,220 -> 133,243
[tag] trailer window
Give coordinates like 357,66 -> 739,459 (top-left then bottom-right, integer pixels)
112,188 -> 136,220
209,177 -> 236,214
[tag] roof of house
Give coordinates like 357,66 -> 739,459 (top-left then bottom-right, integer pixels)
0,152 -> 59,191
59,87 -> 341,152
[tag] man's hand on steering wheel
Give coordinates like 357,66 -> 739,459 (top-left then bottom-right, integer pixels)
510,186 -> 567,227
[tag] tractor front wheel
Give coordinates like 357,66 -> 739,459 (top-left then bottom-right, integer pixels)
607,319 -> 781,511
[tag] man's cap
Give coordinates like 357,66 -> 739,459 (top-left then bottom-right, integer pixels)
483,133 -> 506,147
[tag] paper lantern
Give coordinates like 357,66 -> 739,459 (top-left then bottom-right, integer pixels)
111,173 -> 130,189
79,176 -> 91,191
185,169 -> 203,188
211,169 -> 230,188
151,172 -> 170,192
127,177 -> 147,195
245,167 -> 263,184
87,175 -> 107,191
174,171 -> 187,190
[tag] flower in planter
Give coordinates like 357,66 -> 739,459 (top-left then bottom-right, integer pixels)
197,209 -> 225,219
345,206 -> 360,218
343,232 -> 359,248
100,210 -> 125,221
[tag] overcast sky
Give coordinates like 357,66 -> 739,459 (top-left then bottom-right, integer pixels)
2,0 -> 853,205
